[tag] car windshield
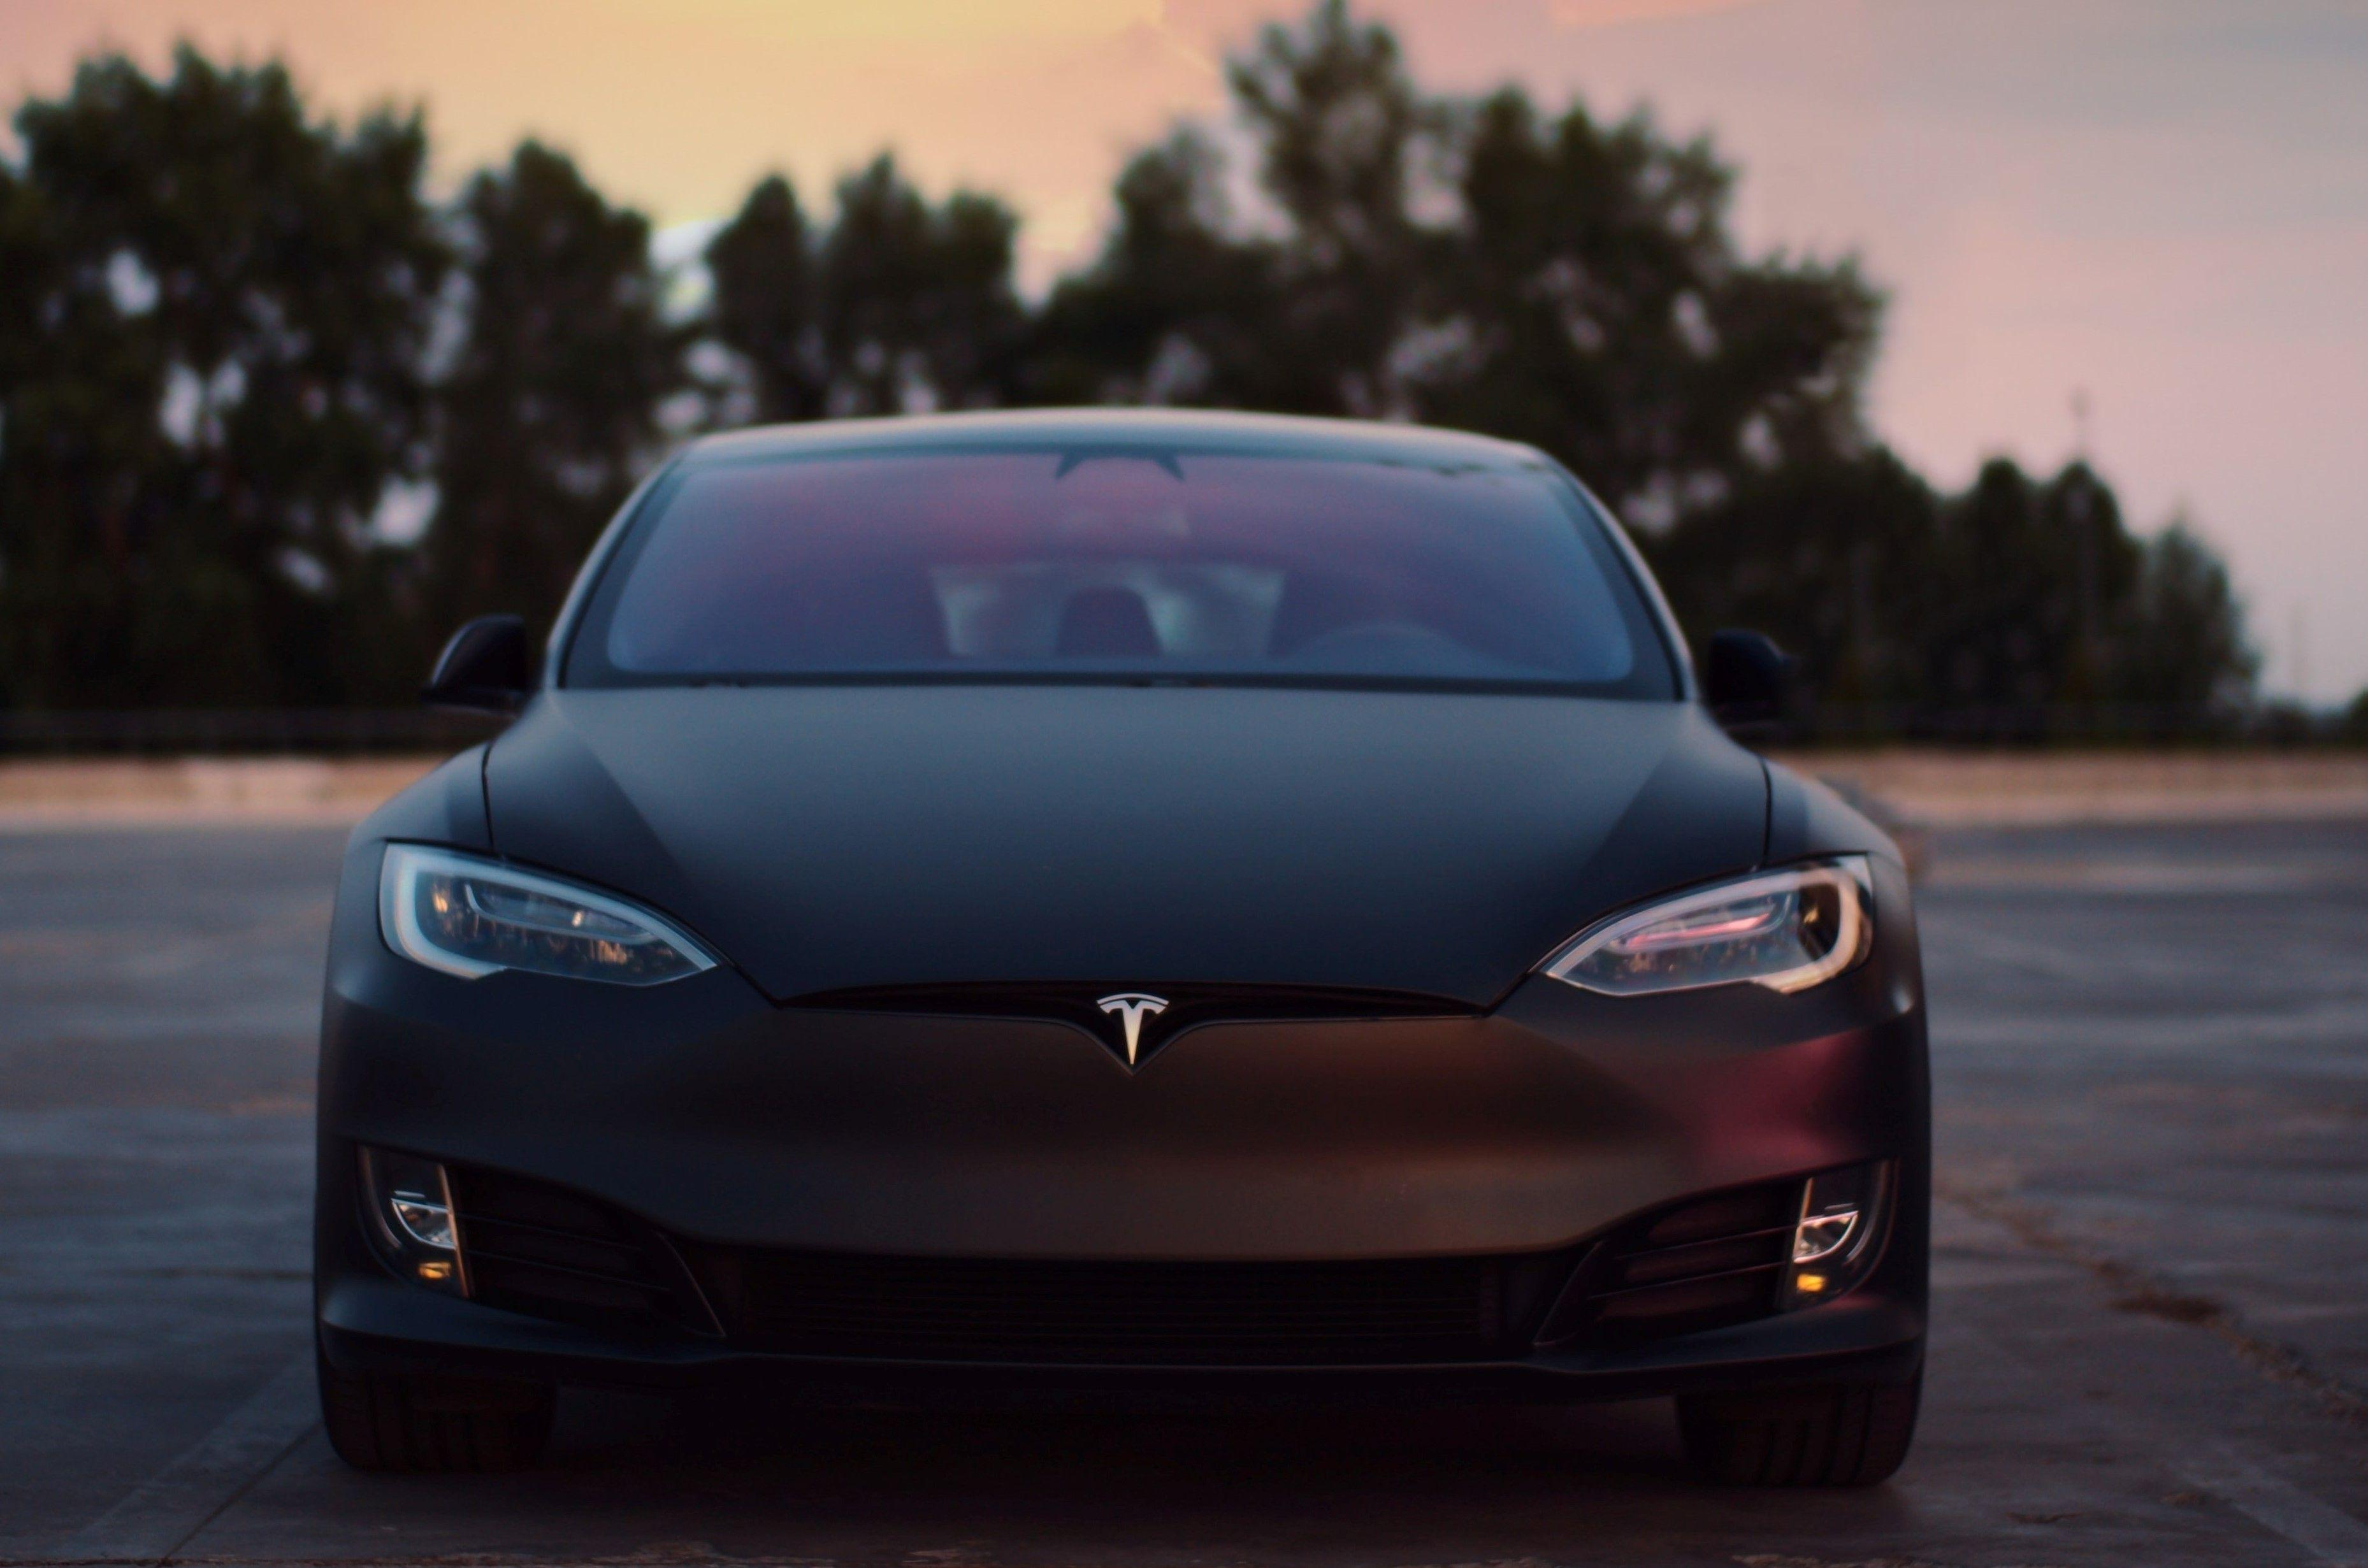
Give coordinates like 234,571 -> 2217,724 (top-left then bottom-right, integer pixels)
567,445 -> 1674,696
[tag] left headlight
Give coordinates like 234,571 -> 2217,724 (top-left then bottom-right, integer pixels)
1538,856 -> 1873,997
378,843 -> 718,985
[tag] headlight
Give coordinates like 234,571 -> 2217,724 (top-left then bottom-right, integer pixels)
378,844 -> 717,985
1539,857 -> 1872,997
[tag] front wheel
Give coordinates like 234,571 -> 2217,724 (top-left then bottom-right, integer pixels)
317,1344 -> 556,1473
1676,1370 -> 1921,1486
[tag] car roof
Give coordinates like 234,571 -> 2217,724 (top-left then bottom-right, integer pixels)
682,408 -> 1547,471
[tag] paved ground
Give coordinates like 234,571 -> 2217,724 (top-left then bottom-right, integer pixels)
1,819 -> 2362,1567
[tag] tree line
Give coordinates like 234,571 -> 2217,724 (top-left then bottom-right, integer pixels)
0,1 -> 2269,735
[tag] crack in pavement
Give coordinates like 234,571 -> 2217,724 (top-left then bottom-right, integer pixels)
1935,1183 -> 2368,1428
59,1354 -> 319,1565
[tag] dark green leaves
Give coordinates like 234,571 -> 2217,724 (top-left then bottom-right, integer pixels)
1,48 -> 445,707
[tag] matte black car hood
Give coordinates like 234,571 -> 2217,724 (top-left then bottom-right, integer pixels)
482,686 -> 1766,1007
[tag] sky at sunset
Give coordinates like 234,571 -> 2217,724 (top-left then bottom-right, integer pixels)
6,0 -> 2365,699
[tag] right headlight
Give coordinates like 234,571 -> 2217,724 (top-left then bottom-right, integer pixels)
378,843 -> 717,985
1538,856 -> 1873,997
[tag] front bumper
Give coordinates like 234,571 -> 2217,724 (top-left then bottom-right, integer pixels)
317,840 -> 1928,1404
318,1267 -> 1924,1408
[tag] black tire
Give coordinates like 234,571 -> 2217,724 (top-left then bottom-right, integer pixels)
317,1344 -> 556,1473
1676,1370 -> 1921,1486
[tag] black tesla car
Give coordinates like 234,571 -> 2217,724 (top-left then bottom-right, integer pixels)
315,410 -> 1927,1485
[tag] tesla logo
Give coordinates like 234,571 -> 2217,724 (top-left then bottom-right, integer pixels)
1096,993 -> 1169,1067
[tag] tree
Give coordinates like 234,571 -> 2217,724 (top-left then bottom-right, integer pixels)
704,174 -> 823,424
1919,459 -> 2142,724
1650,450 -> 2257,731
1025,128 -> 1285,406
1645,449 -> 1940,708
811,155 -> 1027,417
424,141 -> 685,637
0,164 -> 55,417
0,157 -> 130,712
1034,2 -> 1435,414
1431,90 -> 1879,524
702,156 -> 1027,422
2112,520 -> 2255,713
1225,0 -> 1441,414
2340,689 -> 2368,747
1033,1 -> 1879,521
0,25 -> 2264,731
0,48 -> 446,707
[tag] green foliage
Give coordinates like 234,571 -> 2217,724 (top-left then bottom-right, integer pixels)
1036,1 -> 1880,524
707,157 -> 1025,422
424,141 -> 686,638
0,5 -> 2262,731
817,155 -> 1026,415
1225,0 -> 1440,414
1645,450 -> 1939,707
2115,521 -> 2257,711
2341,690 -> 2368,745
0,47 -> 446,707
1652,454 -> 2260,733
1024,128 -> 1284,406
1426,90 -> 1879,521
1921,459 -> 2141,712
704,175 -> 821,423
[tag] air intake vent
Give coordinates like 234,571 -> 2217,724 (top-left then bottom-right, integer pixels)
687,1248 -> 1573,1366
445,1165 -> 718,1337
1536,1180 -> 1800,1347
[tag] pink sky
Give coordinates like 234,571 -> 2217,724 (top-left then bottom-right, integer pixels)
7,0 -> 2364,699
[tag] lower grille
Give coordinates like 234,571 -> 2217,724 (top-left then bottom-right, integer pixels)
418,1162 -> 1828,1362
1537,1179 -> 1799,1346
445,1165 -> 717,1336
689,1248 -> 1568,1365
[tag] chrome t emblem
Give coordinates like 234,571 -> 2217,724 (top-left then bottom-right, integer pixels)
1096,993 -> 1169,1066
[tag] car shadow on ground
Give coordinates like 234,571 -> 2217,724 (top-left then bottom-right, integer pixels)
246,1389 -> 1919,1565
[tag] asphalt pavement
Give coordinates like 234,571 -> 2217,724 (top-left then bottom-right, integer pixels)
1,817 -> 2363,1567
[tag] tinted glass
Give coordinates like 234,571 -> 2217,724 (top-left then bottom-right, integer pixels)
569,447 -> 1673,695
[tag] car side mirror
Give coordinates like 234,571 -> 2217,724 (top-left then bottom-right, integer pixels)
424,615 -> 533,714
1703,629 -> 1793,731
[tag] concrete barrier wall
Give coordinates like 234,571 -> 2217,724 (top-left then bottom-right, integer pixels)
0,757 -> 444,827
1788,751 -> 2368,826
3,750 -> 2367,829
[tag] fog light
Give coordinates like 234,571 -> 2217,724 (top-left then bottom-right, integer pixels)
1793,1209 -> 1859,1263
1780,1163 -> 1889,1311
358,1147 -> 469,1297
391,1190 -> 457,1250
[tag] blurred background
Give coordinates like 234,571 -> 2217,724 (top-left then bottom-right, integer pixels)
1,0 -> 2363,756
